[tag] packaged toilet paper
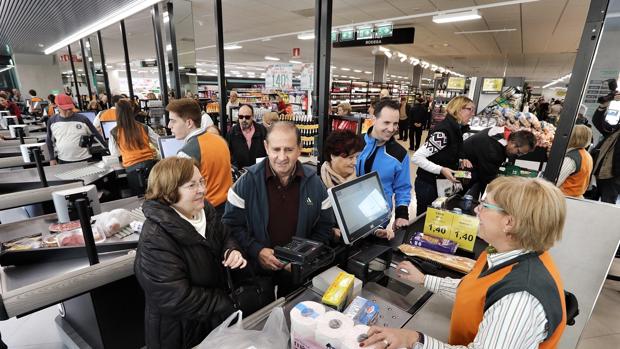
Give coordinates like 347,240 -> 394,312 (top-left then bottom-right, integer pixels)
290,301 -> 326,338
314,311 -> 354,349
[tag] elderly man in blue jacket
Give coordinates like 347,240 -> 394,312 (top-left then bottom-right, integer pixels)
357,99 -> 412,233
223,121 -> 334,296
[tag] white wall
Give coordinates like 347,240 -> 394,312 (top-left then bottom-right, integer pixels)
13,53 -> 63,96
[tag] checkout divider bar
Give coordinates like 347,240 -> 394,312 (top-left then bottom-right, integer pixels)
0,252 -> 135,320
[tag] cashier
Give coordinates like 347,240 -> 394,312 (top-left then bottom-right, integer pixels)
362,177 -> 567,349
222,121 -> 334,295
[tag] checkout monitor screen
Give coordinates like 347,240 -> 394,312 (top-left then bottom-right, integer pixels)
328,172 -> 391,245
80,111 -> 97,124
158,136 -> 185,158
101,121 -> 117,140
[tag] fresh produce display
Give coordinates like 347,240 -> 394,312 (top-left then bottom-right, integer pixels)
472,106 -> 556,150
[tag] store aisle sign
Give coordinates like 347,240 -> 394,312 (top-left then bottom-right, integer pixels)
447,77 -> 466,90
300,64 -> 314,91
265,64 -> 293,90
423,208 -> 478,251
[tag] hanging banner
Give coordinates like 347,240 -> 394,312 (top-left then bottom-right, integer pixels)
300,64 -> 314,91
265,64 -> 293,90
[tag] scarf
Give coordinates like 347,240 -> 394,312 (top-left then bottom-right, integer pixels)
320,161 -> 357,188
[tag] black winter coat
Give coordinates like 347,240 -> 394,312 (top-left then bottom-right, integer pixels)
226,123 -> 268,169
134,200 -> 239,349
409,103 -> 430,128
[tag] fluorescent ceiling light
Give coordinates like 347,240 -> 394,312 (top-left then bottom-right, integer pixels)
354,69 -> 362,73
265,56 -> 280,61
44,0 -> 162,54
455,28 -> 517,34
543,73 -> 572,89
433,9 -> 481,24
341,67 -> 351,71
333,74 -> 339,77
297,32 -> 315,40
378,46 -> 390,52
364,71 -> 372,74
224,44 -> 242,50
289,60 -> 302,64
166,44 -> 172,51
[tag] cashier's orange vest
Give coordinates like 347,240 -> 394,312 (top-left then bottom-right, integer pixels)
449,250 -> 566,348
111,125 -> 156,167
560,148 -> 593,197
99,108 -> 117,122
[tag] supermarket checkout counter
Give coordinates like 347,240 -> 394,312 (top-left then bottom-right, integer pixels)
0,196 -> 145,349
243,195 -> 620,349
0,160 -> 123,194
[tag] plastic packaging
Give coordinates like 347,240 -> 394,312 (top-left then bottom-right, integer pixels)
322,272 -> 354,310
56,228 -> 106,247
314,311 -> 354,349
290,301 -> 326,339
409,232 -> 458,254
92,209 -> 133,237
197,308 -> 289,349
343,296 -> 379,325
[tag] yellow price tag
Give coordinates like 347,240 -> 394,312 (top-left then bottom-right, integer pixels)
423,208 -> 479,252
423,208 -> 453,239
449,214 -> 479,251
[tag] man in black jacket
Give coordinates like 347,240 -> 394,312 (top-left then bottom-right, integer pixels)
408,97 -> 430,151
462,127 -> 536,197
226,104 -> 268,169
592,96 -> 620,203
223,122 -> 334,296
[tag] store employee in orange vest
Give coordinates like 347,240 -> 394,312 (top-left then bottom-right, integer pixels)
168,98 -> 232,217
361,177 -> 567,349
93,95 -> 125,133
557,125 -> 593,198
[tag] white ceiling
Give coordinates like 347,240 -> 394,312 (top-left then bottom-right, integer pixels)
53,0 -> 592,86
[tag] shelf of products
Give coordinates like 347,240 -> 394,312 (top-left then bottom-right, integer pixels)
280,113 -> 318,154
331,114 -> 374,135
330,80 -> 423,113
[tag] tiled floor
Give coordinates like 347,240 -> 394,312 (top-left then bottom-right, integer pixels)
0,136 -> 618,348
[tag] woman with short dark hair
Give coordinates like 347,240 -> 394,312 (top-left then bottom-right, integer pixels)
321,129 -> 364,188
135,157 -> 247,349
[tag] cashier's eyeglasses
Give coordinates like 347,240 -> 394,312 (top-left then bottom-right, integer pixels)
238,114 -> 253,120
180,179 -> 206,191
477,199 -> 505,212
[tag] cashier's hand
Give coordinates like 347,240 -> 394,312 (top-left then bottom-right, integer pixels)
396,261 -> 425,284
223,249 -> 247,269
50,159 -> 58,166
440,167 -> 459,183
361,326 -> 419,349
374,228 -> 394,240
258,248 -> 285,271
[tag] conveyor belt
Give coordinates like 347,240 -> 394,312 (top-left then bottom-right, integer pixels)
55,165 -> 108,180
111,207 -> 145,239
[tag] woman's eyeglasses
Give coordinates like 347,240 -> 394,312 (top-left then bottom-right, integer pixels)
181,179 -> 206,191
478,199 -> 504,212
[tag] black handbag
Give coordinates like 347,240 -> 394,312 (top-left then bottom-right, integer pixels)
226,267 -> 275,316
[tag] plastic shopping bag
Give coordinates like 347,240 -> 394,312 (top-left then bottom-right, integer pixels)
197,307 -> 289,349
